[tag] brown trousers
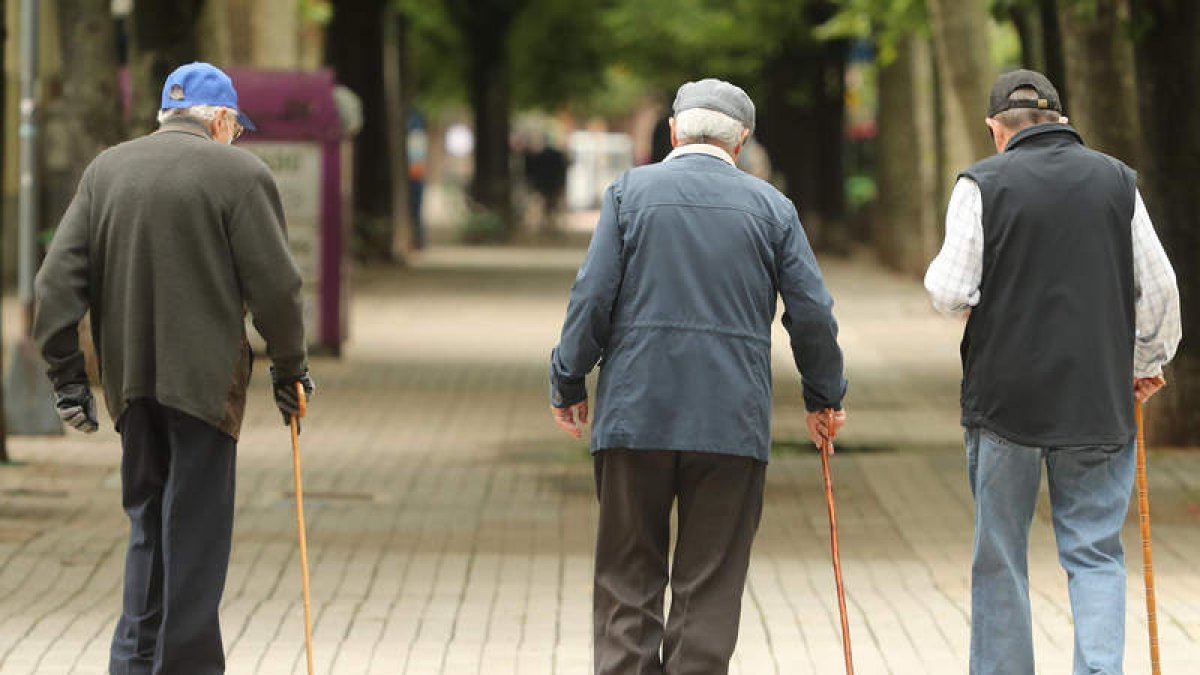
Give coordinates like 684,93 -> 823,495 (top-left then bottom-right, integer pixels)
593,448 -> 766,675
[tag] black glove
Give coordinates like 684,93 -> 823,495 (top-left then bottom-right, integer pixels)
271,367 -> 315,426
54,383 -> 99,433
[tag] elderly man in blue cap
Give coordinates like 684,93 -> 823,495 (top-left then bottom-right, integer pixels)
34,62 -> 313,674
550,78 -> 848,674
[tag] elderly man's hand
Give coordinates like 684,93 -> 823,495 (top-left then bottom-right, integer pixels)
1134,375 -> 1166,403
551,401 -> 589,439
806,408 -> 846,454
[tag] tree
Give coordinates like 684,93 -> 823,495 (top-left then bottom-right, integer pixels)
444,0 -> 528,237
1130,0 -> 1200,444
128,1 -> 205,136
874,34 -> 940,276
816,0 -> 946,272
385,9 -> 414,256
0,0 -> 7,461
397,0 -> 610,238
327,0 -> 396,259
43,0 -> 124,225
926,0 -> 995,177
995,0 -> 1068,105
1057,0 -> 1140,164
757,2 -> 850,251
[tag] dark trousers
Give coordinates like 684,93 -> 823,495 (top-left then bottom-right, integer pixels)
593,448 -> 766,675
109,400 -> 237,675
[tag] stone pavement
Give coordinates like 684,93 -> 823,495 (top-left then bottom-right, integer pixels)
0,244 -> 1197,674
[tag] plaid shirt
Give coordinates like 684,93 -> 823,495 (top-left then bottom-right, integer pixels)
925,177 -> 1181,378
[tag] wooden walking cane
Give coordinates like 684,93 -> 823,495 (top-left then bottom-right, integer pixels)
1134,400 -> 1161,675
819,411 -> 854,675
290,382 -> 315,675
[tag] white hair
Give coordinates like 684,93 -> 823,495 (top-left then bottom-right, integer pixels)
673,108 -> 745,148
156,105 -> 234,125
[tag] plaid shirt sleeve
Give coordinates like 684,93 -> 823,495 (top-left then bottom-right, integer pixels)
924,178 -> 983,316
1131,189 -> 1181,378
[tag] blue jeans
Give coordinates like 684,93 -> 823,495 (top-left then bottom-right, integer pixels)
965,427 -> 1135,675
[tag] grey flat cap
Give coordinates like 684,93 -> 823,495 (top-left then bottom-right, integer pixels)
673,78 -> 756,134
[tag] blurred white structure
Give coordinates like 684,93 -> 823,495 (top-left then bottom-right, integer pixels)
566,131 -> 633,210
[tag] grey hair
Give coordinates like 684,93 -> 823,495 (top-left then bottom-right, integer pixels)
673,108 -> 746,148
992,87 -> 1063,130
156,105 -> 234,125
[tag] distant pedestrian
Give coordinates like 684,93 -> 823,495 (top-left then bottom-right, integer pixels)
34,62 -> 314,674
407,110 -> 428,250
549,78 -> 848,675
523,134 -> 569,235
925,69 -> 1181,674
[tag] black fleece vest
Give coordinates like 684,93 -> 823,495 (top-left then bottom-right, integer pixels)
960,124 -> 1137,446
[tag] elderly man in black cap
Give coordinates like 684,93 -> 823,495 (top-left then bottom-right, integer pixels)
550,78 -> 848,674
34,62 -> 313,674
926,69 -> 1180,674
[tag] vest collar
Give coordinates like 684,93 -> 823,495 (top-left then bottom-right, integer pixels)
1005,122 -> 1083,152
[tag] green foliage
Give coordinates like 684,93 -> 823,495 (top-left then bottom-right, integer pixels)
815,0 -> 928,65
846,173 -> 877,210
601,0 -> 740,88
301,0 -> 334,24
569,65 -> 655,120
398,0 -> 614,113
988,17 -> 1023,69
397,0 -> 470,110
604,0 -> 817,84
461,209 -> 507,243
509,0 -> 610,109
1055,0 -> 1102,22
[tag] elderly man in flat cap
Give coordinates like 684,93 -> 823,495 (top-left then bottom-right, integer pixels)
549,78 -> 848,674
34,62 -> 313,674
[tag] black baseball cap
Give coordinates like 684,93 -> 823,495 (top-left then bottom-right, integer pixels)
988,69 -> 1062,117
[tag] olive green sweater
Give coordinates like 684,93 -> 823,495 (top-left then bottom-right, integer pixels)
34,119 -> 306,438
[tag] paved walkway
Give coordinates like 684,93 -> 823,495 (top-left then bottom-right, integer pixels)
0,245 -> 1197,674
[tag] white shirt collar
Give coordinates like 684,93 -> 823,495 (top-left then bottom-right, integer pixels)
664,143 -> 736,167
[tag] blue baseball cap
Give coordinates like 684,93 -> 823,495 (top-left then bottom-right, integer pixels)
161,62 -> 256,131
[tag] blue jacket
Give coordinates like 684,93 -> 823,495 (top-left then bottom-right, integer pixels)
550,149 -> 847,462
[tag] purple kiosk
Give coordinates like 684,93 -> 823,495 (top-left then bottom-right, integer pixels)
229,68 -> 352,355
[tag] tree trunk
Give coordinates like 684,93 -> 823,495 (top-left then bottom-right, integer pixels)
467,47 -> 513,235
250,0 -> 298,67
197,0 -> 232,66
43,0 -> 123,226
812,38 -> 849,252
446,0 -> 526,236
1059,0 -> 1141,165
1006,3 -> 1045,71
128,0 -> 205,136
874,36 -> 939,277
1130,0 -> 1200,445
756,11 -> 847,253
1005,0 -> 1069,110
0,0 -> 7,461
327,0 -> 395,259
384,9 -> 413,258
926,0 -> 995,180
1037,0 -> 1069,108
